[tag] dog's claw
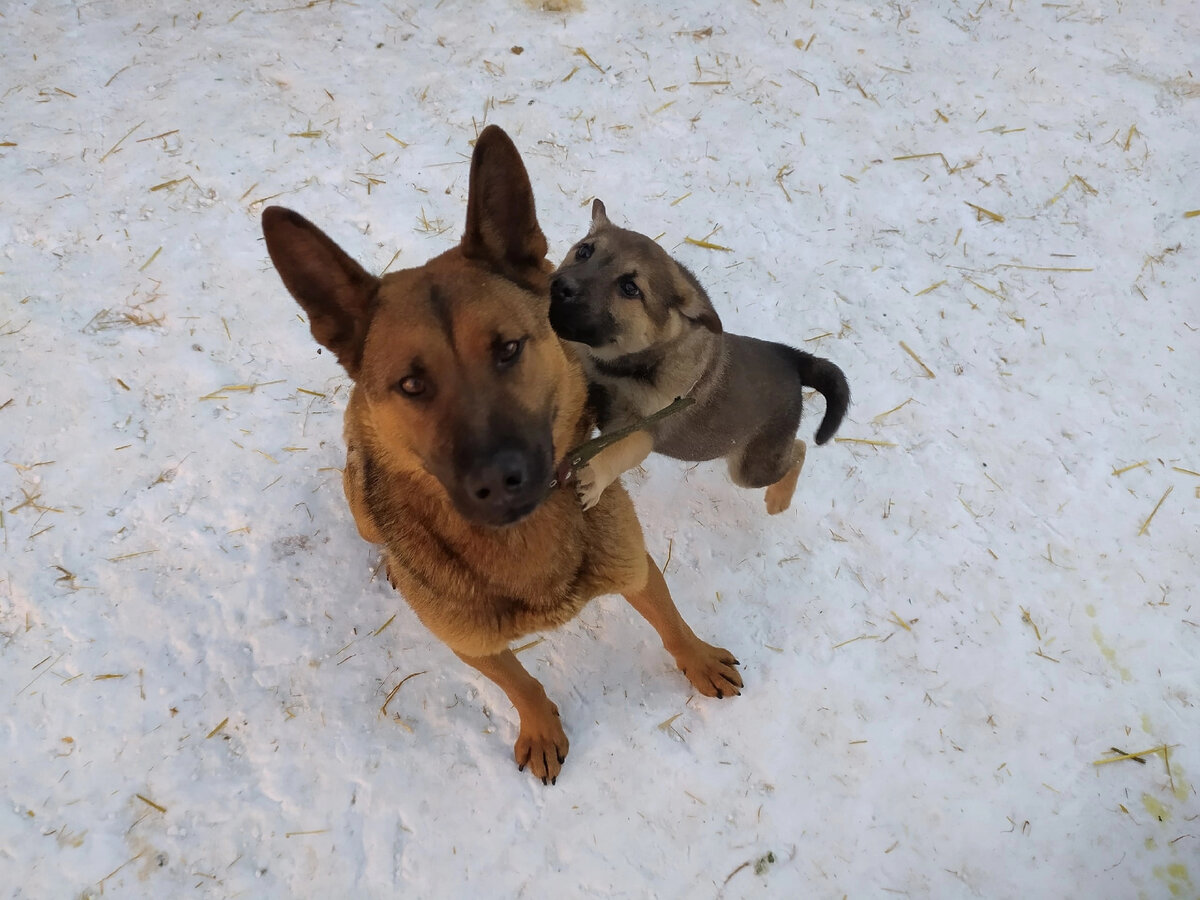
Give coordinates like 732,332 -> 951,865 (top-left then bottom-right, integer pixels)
573,463 -> 605,511
514,706 -> 569,784
674,639 -> 744,699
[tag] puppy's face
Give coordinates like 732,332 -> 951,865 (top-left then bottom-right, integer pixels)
549,200 -> 720,359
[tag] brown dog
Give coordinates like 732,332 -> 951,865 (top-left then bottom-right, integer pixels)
260,126 -> 741,784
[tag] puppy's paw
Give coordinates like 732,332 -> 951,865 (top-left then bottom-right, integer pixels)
514,703 -> 569,785
675,639 -> 743,699
573,463 -> 606,511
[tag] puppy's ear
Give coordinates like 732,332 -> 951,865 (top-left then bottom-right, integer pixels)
461,125 -> 548,289
261,206 -> 379,378
673,266 -> 723,334
591,198 -> 610,229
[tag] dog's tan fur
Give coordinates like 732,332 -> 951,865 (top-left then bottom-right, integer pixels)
261,127 -> 741,784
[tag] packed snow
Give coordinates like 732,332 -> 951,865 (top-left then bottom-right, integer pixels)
2,1 -> 1197,897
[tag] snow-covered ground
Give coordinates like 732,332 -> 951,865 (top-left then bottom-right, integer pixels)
2,1 -> 1197,897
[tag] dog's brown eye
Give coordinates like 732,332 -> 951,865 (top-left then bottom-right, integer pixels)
619,278 -> 641,299
397,375 -> 426,396
496,338 -> 524,366
575,243 -> 594,261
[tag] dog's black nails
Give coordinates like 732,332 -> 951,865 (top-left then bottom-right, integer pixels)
557,752 -> 565,764
518,763 -> 525,772
715,688 -> 724,699
542,776 -> 548,786
551,776 -> 557,786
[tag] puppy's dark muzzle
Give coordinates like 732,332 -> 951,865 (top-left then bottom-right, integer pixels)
550,276 -> 613,347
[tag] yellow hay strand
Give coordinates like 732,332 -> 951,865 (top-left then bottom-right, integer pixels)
206,717 -> 229,739
378,247 -> 402,275
964,201 -> 1004,222
135,794 -> 167,813
296,387 -> 327,398
893,152 -> 968,175
1184,210 -> 1200,219
373,614 -> 396,636
288,129 -> 323,139
1111,460 -> 1148,476
914,280 -> 946,296
94,673 -> 126,680
872,398 -> 913,422
832,634 -> 879,650
670,192 -> 692,206
684,236 -> 733,251
385,132 -> 409,148
380,671 -> 426,717
100,120 -> 144,163
512,638 -> 545,654
996,264 -> 1094,273
136,130 -> 179,144
574,47 -> 604,72
1137,486 -> 1172,536
1019,606 -> 1041,641
890,611 -> 912,632
107,549 -> 157,562
285,830 -> 330,838
1171,466 -> 1199,477
899,340 -> 935,377
834,437 -> 896,447
658,713 -> 684,740
1093,745 -> 1171,767
138,246 -> 162,272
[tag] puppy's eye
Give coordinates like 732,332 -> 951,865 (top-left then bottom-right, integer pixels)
396,375 -> 427,397
575,243 -> 594,261
619,278 -> 642,299
496,338 -> 525,367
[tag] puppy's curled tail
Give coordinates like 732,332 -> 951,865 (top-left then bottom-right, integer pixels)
790,348 -> 850,445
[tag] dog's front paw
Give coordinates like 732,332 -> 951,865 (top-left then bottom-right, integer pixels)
674,639 -> 743,699
514,702 -> 569,785
573,463 -> 606,511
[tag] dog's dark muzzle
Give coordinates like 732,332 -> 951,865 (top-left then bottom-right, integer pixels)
452,435 -> 553,527
549,276 -> 615,347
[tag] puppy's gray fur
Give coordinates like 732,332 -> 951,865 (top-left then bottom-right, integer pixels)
549,200 -> 850,513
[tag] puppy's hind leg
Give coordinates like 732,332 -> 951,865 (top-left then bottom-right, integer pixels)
729,424 -> 806,515
763,439 -> 807,515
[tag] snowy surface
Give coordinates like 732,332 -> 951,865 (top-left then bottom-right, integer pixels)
2,1 -> 1197,897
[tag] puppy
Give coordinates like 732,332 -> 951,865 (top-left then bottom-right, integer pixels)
549,200 -> 850,514
261,128 -> 741,785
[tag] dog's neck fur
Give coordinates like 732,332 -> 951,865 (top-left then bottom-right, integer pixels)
583,325 -> 724,421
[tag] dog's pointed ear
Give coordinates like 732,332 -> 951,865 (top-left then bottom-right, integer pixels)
673,266 -> 723,334
591,198 -> 610,229
261,206 -> 379,377
460,126 -> 548,286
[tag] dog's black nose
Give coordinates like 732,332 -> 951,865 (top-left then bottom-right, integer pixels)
466,448 -> 530,501
550,277 -> 576,303
460,445 -> 548,525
